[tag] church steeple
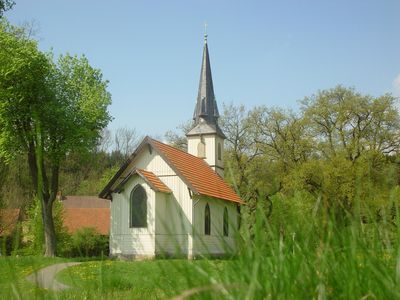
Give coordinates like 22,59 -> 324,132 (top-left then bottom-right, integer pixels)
193,35 -> 219,124
187,35 -> 225,138
187,34 -> 225,177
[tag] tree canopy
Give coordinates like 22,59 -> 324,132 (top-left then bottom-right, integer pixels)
0,20 -> 112,256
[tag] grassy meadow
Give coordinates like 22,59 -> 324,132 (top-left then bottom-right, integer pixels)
1,200 -> 400,300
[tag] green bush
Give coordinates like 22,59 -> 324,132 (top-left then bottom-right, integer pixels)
64,227 -> 109,257
16,199 -> 70,256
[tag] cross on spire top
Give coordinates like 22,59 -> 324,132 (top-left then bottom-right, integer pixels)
204,22 -> 208,43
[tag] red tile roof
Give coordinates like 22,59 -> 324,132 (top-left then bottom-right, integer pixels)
62,196 -> 110,208
61,196 -> 110,235
150,139 -> 243,203
137,169 -> 172,193
100,137 -> 243,204
1,199 -> 111,236
63,208 -> 110,235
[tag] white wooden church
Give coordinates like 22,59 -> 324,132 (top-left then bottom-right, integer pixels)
99,35 -> 243,259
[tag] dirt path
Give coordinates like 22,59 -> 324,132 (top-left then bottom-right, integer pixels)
26,262 -> 81,291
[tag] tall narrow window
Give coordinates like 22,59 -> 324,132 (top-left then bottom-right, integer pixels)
223,207 -> 229,236
237,205 -> 241,229
218,143 -> 222,161
204,203 -> 211,235
130,185 -> 147,228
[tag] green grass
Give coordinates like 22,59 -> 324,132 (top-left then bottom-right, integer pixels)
0,256 -> 69,298
57,259 -> 232,299
1,204 -> 400,299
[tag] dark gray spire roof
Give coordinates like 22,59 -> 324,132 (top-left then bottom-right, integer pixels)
187,37 -> 225,138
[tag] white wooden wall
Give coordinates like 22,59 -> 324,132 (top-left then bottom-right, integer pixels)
110,176 -> 155,256
187,134 -> 225,177
111,148 -> 194,257
192,196 -> 238,256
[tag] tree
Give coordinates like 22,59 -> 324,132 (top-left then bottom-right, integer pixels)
164,120 -> 192,151
220,103 -> 261,197
0,0 -> 14,17
251,106 -> 312,170
0,21 -> 112,256
301,86 -> 400,162
114,127 -> 141,159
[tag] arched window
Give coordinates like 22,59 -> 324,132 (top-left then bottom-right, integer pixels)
204,203 -> 211,235
218,143 -> 222,161
130,185 -> 147,228
223,207 -> 229,236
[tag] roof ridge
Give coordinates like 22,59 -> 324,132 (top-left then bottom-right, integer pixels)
148,137 -> 221,174
147,137 -> 213,162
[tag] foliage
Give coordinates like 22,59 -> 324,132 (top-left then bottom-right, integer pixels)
53,204 -> 400,299
0,20 -> 112,256
221,87 -> 400,222
17,200 -> 70,256
1,196 -> 400,299
61,228 -> 108,258
164,120 -> 192,151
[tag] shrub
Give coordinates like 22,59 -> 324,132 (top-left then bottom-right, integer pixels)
17,199 -> 69,256
66,227 -> 109,257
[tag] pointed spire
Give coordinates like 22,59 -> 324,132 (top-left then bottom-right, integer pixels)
193,40 -> 219,123
187,34 -> 225,138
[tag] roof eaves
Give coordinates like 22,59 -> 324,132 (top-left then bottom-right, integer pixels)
197,193 -> 244,204
136,169 -> 172,193
113,169 -> 136,194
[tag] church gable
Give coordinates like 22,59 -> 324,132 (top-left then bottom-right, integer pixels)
99,137 -> 175,199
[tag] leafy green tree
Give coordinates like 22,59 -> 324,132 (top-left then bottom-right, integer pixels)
301,86 -> 400,162
219,103 -> 265,201
222,87 -> 400,222
251,106 -> 312,169
0,21 -> 111,256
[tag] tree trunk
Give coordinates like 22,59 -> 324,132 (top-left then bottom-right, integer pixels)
34,113 -> 56,257
42,199 -> 56,257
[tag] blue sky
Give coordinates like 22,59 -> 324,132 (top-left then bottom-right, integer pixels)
5,0 -> 400,137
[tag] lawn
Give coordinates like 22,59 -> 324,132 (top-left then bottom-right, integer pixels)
0,257 -> 235,299
57,259 -> 234,299
1,213 -> 400,299
1,242 -> 399,299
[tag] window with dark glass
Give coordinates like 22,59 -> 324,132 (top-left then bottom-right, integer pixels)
218,143 -> 222,161
204,203 -> 211,235
130,185 -> 147,228
223,207 -> 229,236
237,205 -> 241,229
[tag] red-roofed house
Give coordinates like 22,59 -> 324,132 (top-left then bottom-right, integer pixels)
1,197 -> 110,239
61,196 -> 110,235
100,37 -> 243,259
